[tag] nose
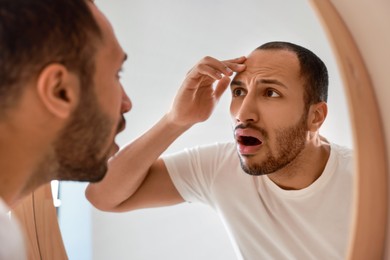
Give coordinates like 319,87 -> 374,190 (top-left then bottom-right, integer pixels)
233,94 -> 258,124
120,86 -> 132,113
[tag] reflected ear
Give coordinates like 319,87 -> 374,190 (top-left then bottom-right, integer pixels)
307,102 -> 328,132
36,64 -> 80,118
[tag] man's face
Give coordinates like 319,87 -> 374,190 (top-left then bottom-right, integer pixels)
51,3 -> 131,182
230,49 -> 309,176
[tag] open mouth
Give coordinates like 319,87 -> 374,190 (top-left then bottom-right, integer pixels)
237,136 -> 262,146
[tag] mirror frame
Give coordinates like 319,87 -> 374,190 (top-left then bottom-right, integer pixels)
310,0 -> 388,259
12,184 -> 67,259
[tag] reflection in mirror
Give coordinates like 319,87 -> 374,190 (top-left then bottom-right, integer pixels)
59,0 -> 354,259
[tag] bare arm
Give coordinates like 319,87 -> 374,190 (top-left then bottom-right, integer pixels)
85,56 -> 246,212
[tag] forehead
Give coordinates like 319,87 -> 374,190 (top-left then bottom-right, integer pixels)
233,49 -> 302,84
88,2 -> 124,62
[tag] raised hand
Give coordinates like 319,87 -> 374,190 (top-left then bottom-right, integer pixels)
86,56 -> 245,212
167,56 -> 246,128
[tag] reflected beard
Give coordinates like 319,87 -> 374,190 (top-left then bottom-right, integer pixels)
52,91 -> 114,183
239,113 -> 308,176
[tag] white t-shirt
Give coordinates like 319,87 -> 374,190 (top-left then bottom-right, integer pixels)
163,142 -> 354,260
0,198 -> 27,260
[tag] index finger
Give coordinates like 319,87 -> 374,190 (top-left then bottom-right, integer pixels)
222,56 -> 247,74
223,56 -> 247,64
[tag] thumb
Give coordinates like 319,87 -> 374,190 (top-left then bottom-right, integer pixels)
214,76 -> 231,100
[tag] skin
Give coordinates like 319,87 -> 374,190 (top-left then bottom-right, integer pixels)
85,49 -> 330,212
230,49 -> 330,190
87,2 -> 131,160
86,56 -> 247,211
48,2 -> 131,184
0,2 -> 131,207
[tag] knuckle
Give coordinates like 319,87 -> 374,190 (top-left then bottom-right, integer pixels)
202,56 -> 212,62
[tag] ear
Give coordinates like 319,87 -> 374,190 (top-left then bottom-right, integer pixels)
36,64 -> 80,119
307,102 -> 328,132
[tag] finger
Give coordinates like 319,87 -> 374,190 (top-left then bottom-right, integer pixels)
218,56 -> 247,75
224,61 -> 246,73
222,56 -> 247,73
223,56 -> 247,64
214,76 -> 231,100
189,56 -> 246,80
198,56 -> 237,78
196,62 -> 228,80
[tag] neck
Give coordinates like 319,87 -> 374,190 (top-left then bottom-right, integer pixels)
0,85 -> 63,207
267,135 -> 331,190
0,150 -> 35,206
0,123 -> 49,207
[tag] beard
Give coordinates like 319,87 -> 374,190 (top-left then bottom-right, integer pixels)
238,112 -> 308,176
39,89 -> 121,184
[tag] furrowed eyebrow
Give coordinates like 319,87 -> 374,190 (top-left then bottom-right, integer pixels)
231,79 -> 286,88
230,80 -> 243,86
257,79 -> 287,88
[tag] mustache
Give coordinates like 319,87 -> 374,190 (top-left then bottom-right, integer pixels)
234,123 -> 268,139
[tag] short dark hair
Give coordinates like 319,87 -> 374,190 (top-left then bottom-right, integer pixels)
0,0 -> 102,114
257,41 -> 328,107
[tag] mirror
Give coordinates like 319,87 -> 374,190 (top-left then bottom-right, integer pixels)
310,1 -> 388,259
57,0 -> 388,259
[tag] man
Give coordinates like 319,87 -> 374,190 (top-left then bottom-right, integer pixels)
86,42 -> 353,259
0,0 -> 131,258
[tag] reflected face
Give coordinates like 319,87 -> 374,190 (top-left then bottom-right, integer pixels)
230,49 -> 309,176
52,3 -> 131,182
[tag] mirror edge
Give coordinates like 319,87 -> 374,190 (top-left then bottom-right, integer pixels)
309,0 -> 388,259
11,184 -> 68,259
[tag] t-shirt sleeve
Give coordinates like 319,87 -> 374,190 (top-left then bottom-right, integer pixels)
162,143 -> 227,205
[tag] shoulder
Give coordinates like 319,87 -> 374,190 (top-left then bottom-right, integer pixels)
162,141 -> 239,178
164,141 -> 236,160
189,141 -> 235,152
330,143 -> 353,160
329,143 -> 354,174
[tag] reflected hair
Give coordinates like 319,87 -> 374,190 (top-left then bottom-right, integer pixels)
257,41 -> 328,107
0,0 -> 102,115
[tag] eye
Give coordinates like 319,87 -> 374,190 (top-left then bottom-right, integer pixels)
232,88 -> 246,97
265,89 -> 280,98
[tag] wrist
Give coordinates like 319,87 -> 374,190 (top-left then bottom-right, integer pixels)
163,113 -> 193,133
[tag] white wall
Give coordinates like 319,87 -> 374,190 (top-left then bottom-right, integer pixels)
60,1 -> 353,259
